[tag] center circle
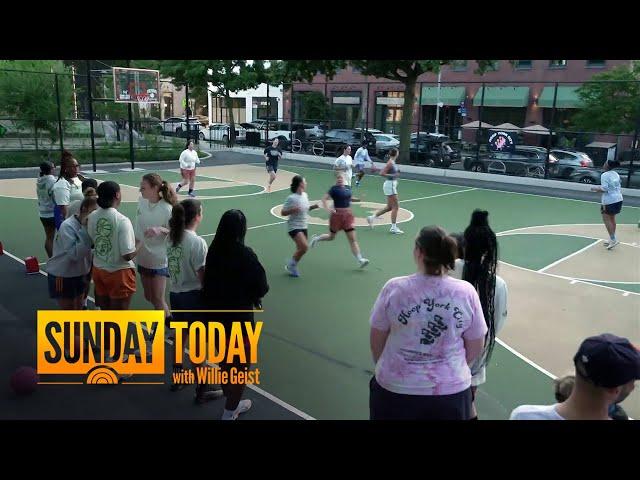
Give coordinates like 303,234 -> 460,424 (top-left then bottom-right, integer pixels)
270,201 -> 414,227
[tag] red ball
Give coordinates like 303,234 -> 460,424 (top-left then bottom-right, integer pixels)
10,366 -> 39,395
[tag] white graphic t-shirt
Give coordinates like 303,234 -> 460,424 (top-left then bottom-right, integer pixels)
87,207 -> 136,272
166,230 -> 208,293
134,198 -> 173,269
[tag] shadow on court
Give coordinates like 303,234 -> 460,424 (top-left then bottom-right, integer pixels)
0,254 -> 302,420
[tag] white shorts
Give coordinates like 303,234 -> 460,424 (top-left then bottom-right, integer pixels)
383,180 -> 398,196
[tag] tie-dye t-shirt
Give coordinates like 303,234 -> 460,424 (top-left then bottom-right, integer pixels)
370,273 -> 487,396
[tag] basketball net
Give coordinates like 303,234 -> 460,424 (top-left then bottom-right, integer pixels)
136,94 -> 151,117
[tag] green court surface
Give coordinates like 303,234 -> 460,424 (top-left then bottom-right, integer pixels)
1,160 -> 638,420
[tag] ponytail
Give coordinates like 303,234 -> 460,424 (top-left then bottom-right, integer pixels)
463,209 -> 498,368
83,186 -> 98,199
169,199 -> 202,247
159,180 -> 178,206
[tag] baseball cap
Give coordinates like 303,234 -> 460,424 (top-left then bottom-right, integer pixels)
573,334 -> 640,388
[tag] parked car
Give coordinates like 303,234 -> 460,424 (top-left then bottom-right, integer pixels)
373,134 -> 400,151
309,129 -> 376,157
569,164 -> 640,188
199,123 -> 246,143
159,116 -> 202,136
378,134 -> 460,167
548,149 -> 594,179
355,127 -> 385,135
463,146 -> 551,177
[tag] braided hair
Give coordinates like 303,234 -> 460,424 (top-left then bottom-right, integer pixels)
462,209 -> 498,370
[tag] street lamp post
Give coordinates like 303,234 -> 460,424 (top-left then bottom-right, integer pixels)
435,70 -> 442,134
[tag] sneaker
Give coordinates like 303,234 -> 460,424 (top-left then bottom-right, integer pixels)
603,240 -> 610,247
188,191 -> 196,198
355,180 -> 360,187
195,384 -> 224,405
367,215 -> 375,229
221,399 -> 252,420
607,239 -> 620,250
310,234 -> 321,248
390,226 -> 404,234
285,261 -> 300,277
359,258 -> 370,268
176,184 -> 182,193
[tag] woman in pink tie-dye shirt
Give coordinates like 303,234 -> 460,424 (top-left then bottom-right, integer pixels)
369,226 -> 487,420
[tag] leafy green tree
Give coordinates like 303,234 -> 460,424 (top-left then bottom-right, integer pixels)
299,91 -> 333,122
156,60 -> 269,145
573,61 -> 640,134
0,60 -> 73,150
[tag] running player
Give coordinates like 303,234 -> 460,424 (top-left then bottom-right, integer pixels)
353,141 -> 377,187
334,145 -> 354,187
367,147 -> 403,234
591,160 -> 623,250
309,173 -> 369,268
36,161 -> 57,258
135,173 -> 177,328
264,137 -> 282,193
176,140 -> 200,197
281,175 -> 319,277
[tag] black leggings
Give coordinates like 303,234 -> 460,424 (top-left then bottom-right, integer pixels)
369,377 -> 473,420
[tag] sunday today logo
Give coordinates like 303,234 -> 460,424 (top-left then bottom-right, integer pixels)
37,310 -> 262,385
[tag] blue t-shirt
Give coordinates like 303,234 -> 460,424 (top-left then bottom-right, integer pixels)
328,185 -> 352,209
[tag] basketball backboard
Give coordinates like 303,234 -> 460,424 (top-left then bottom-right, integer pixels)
113,67 -> 160,103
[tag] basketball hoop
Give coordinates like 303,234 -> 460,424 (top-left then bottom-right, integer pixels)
136,94 -> 151,116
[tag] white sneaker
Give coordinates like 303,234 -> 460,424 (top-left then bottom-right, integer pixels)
310,234 -> 321,248
359,258 -> 370,268
390,226 -> 404,234
367,215 -> 375,229
221,399 -> 252,420
607,240 -> 620,250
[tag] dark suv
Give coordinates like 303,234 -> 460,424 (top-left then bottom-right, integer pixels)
463,146 -> 549,177
378,134 -> 460,167
310,129 -> 376,157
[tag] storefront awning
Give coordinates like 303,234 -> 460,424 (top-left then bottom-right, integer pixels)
537,86 -> 584,108
421,86 -> 466,106
473,87 -> 530,107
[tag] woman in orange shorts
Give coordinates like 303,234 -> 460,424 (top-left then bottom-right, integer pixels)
309,173 -> 369,268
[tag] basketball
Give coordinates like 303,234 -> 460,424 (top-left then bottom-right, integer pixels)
10,366 -> 39,395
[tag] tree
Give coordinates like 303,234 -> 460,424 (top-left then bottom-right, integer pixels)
299,91 -> 333,122
350,60 -> 497,164
573,61 -> 640,134
0,60 -> 73,150
156,60 -> 269,145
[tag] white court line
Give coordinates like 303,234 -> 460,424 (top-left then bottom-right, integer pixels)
399,187 -> 477,203
272,162 -> 640,209
537,239 -> 602,273
499,231 -> 639,249
201,220 -> 286,238
2,248 -> 315,420
494,338 -> 557,379
500,259 -> 640,296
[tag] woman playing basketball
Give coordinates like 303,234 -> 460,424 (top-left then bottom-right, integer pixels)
176,140 -> 200,197
281,175 -> 319,277
309,172 -> 369,268
367,147 -> 403,234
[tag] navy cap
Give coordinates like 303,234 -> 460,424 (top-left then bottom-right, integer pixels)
574,334 -> 640,388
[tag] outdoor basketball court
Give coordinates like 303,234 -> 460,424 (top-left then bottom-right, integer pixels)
0,153 -> 638,420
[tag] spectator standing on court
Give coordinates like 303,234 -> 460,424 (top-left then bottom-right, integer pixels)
591,160 -> 623,250
36,161 -> 57,258
510,334 -> 640,420
52,151 -> 84,230
369,226 -> 487,420
448,211 -> 506,420
202,209 -> 269,420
